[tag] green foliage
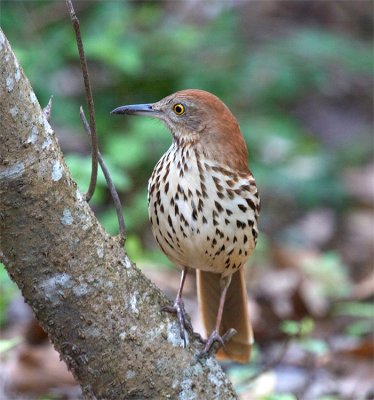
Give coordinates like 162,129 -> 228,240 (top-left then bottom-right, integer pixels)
0,336 -> 22,353
334,301 -> 374,318
281,317 -> 315,337
123,234 -> 172,267
227,363 -> 258,395
299,338 -> 329,355
65,153 -> 131,205
301,252 -> 351,298
333,301 -> 374,337
318,397 -> 341,400
345,320 -> 373,337
0,264 -> 18,326
261,395 -> 298,400
281,318 -> 329,355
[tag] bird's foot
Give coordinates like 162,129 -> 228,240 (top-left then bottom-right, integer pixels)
161,297 -> 196,347
198,328 -> 237,358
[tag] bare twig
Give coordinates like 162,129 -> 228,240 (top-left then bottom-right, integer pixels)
80,107 -> 126,245
43,95 -> 53,121
66,0 -> 98,202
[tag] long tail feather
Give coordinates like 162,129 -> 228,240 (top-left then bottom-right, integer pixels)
196,268 -> 253,363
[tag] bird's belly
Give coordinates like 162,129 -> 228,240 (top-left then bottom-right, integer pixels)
153,217 -> 254,276
148,148 -> 259,276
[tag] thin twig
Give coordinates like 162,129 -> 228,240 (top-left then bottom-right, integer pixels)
66,0 -> 98,202
80,107 -> 126,245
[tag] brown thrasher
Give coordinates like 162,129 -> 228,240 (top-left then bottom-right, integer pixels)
112,89 -> 260,363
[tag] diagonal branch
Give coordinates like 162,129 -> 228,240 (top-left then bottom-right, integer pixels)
66,0 -> 98,202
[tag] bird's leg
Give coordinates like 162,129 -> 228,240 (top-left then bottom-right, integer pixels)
161,267 -> 194,346
199,275 -> 235,357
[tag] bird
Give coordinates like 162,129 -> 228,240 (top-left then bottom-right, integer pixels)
111,89 -> 260,363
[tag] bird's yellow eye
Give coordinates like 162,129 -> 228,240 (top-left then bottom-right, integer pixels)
173,103 -> 185,115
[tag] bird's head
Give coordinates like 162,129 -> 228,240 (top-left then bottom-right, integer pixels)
111,89 -> 249,172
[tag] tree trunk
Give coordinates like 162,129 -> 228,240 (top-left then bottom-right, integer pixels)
0,29 -> 237,399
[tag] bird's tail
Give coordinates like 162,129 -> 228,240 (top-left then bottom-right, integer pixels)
196,268 -> 253,363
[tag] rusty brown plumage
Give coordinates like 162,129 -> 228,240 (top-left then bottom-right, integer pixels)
112,89 -> 260,363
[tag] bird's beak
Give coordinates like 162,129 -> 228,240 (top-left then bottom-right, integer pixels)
111,103 -> 160,117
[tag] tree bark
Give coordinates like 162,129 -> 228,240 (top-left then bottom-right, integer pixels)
0,29 -> 237,399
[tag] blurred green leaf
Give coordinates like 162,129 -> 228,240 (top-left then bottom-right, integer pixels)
300,338 -> 329,355
0,336 -> 22,353
318,397 -> 341,400
262,394 -> 298,400
334,301 -> 374,319
0,264 -> 19,326
281,317 -> 315,337
301,252 -> 351,297
345,320 -> 373,337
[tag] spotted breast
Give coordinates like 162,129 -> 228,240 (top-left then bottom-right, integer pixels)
148,143 -> 259,277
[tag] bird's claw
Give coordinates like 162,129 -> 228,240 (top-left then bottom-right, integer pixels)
198,328 -> 237,358
161,297 -> 193,347
202,330 -> 225,353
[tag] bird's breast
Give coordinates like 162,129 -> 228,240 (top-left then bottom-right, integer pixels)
148,144 -> 260,276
